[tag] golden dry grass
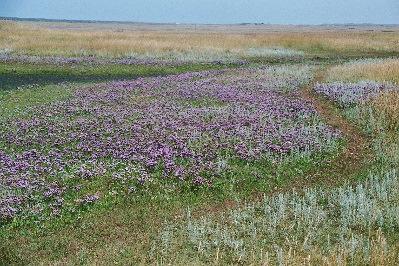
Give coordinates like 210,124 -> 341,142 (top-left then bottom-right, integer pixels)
370,91 -> 399,132
327,58 -> 399,84
1,21 -> 399,59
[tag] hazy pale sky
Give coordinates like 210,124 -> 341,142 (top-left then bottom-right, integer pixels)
1,0 -> 398,24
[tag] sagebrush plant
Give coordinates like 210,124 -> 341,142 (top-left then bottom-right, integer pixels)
344,102 -> 399,169
314,81 -> 398,108
343,91 -> 399,138
152,170 -> 399,265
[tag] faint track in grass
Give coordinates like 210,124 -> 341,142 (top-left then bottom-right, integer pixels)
262,65 -> 374,191
295,65 -> 373,187
197,64 -> 375,216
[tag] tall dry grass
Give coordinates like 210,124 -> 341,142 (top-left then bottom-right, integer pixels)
327,58 -> 399,84
327,58 -> 399,137
369,91 -> 399,132
1,21 -> 399,59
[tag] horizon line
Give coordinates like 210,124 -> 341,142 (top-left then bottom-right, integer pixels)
2,16 -> 399,27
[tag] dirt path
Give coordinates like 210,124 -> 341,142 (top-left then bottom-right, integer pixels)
294,65 -> 373,188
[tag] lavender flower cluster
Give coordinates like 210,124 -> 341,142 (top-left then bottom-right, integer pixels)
0,66 -> 339,223
314,81 -> 398,106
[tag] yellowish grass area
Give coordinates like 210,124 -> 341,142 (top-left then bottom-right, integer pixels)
370,91 -> 399,132
327,58 -> 399,84
1,21 -> 399,58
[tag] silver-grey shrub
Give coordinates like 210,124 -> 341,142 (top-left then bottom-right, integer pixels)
152,170 -> 399,264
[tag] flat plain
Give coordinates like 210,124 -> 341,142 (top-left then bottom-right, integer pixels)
1,20 -> 399,265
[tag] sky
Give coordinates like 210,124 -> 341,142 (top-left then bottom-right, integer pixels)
1,0 -> 398,25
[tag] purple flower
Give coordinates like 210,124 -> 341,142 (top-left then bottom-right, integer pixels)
76,193 -> 101,205
0,66 -> 340,221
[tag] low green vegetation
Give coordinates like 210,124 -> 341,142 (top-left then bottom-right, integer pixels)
0,62 -> 230,91
147,60 -> 399,265
0,84 -> 73,120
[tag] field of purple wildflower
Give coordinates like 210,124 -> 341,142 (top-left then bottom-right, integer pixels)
0,65 -> 341,225
1,20 -> 399,265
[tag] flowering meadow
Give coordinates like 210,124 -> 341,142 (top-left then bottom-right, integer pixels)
2,19 -> 399,264
0,65 -> 340,224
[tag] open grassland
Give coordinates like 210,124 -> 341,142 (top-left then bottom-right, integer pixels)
1,21 -> 399,265
1,21 -> 399,61
327,58 -> 399,84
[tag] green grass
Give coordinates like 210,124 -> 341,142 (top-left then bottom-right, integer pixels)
0,83 -> 74,120
0,62 -> 231,92
182,97 -> 227,108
